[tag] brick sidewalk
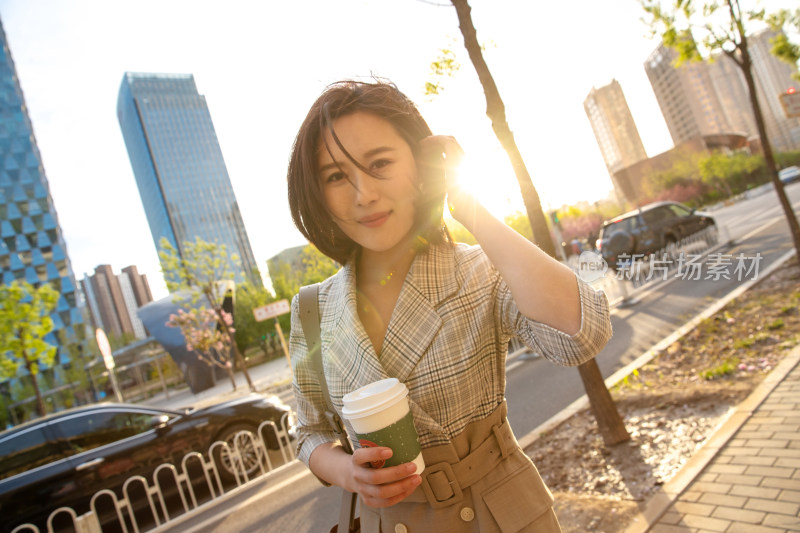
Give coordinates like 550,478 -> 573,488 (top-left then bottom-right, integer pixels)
626,346 -> 800,532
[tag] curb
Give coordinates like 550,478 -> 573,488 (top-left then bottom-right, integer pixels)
518,248 -> 796,452
622,343 -> 800,533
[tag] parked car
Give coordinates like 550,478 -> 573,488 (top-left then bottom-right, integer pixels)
0,394 -> 295,533
596,201 -> 717,270
779,165 -> 800,185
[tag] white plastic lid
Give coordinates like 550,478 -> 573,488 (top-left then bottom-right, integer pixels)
341,378 -> 408,419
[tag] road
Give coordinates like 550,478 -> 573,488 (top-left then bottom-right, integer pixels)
172,182 -> 800,533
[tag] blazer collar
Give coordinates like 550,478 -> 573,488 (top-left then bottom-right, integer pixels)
324,243 -> 459,387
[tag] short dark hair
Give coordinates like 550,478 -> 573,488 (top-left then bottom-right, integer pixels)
287,80 -> 450,264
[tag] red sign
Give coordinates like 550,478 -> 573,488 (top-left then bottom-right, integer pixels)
253,299 -> 291,322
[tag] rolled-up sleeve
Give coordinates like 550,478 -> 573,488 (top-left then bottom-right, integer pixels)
289,294 -> 338,470
504,272 -> 612,366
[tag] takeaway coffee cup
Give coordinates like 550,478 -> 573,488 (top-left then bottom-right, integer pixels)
341,378 -> 425,475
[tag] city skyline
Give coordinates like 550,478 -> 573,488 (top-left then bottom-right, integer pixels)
117,72 -> 262,288
0,1 -> 794,299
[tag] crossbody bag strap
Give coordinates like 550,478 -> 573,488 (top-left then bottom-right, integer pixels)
298,284 -> 354,452
299,284 -> 359,533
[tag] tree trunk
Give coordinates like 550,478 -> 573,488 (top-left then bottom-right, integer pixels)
578,359 -> 630,445
449,0 -> 628,446
216,308 -> 255,392
735,26 -> 800,259
23,349 -> 46,417
450,0 -> 556,258
226,363 -> 237,391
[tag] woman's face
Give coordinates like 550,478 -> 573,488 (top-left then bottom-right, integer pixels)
317,112 -> 419,255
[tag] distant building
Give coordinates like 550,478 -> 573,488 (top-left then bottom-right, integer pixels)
116,72 -> 262,288
80,265 -> 153,340
0,19 -> 84,367
584,80 -> 648,202
645,32 -> 800,154
730,29 -> 800,152
645,41 -> 732,146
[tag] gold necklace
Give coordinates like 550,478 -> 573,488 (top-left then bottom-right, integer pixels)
379,270 -> 394,286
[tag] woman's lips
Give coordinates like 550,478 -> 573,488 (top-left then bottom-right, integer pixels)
358,211 -> 391,228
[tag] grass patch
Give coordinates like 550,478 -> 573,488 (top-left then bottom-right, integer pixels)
768,318 -> 785,330
700,358 -> 738,380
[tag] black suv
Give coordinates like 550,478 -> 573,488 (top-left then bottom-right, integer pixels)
597,201 -> 717,270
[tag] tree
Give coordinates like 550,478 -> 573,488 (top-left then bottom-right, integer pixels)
159,236 -> 254,392
642,0 -> 800,260
167,307 -> 238,389
269,244 -> 340,302
444,0 -> 557,259
233,280 -> 275,355
0,281 -> 59,417
439,0 -> 630,446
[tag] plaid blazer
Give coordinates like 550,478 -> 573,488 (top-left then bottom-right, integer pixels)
289,242 -> 612,467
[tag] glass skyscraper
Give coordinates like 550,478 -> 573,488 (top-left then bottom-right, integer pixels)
117,73 -> 261,288
0,21 -> 84,369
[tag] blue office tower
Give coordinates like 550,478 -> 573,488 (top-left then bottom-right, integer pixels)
0,21 -> 84,368
117,73 -> 262,288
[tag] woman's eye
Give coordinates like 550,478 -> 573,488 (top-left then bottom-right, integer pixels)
325,172 -> 346,184
371,159 -> 391,170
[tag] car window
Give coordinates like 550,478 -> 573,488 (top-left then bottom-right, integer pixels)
0,426 -> 64,480
53,411 -> 169,457
604,216 -> 637,236
667,204 -> 691,218
642,207 -> 672,223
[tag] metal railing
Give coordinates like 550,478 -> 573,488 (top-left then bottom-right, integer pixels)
11,413 -> 296,533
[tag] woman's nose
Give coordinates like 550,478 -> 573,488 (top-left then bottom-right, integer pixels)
352,171 -> 379,205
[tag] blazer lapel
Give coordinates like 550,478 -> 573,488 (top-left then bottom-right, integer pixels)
380,244 -> 458,383
323,262 -> 386,399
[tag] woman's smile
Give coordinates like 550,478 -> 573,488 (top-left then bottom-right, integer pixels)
358,211 -> 392,228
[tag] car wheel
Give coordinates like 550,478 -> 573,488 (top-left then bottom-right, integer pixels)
212,424 -> 262,481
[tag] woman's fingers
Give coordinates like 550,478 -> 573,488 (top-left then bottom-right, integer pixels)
418,135 -> 463,171
350,447 -> 423,508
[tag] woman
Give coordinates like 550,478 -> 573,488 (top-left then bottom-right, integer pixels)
287,80 -> 612,532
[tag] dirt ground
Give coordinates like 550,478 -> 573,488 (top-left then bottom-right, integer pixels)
524,256 -> 800,532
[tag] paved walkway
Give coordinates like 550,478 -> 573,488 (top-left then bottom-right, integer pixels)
626,346 -> 800,532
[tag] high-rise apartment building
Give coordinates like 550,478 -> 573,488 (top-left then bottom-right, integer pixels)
646,32 -> 800,153
706,54 -> 756,139
741,29 -> 800,151
80,264 -> 152,340
584,80 -> 648,202
0,20 -> 84,364
645,42 -> 732,146
116,73 -> 261,288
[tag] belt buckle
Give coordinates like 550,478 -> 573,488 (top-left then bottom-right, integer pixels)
420,461 -> 464,509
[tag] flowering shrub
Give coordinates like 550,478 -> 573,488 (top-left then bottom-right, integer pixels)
166,307 -> 236,371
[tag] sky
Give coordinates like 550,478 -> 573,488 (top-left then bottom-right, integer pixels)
0,0 -> 789,300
